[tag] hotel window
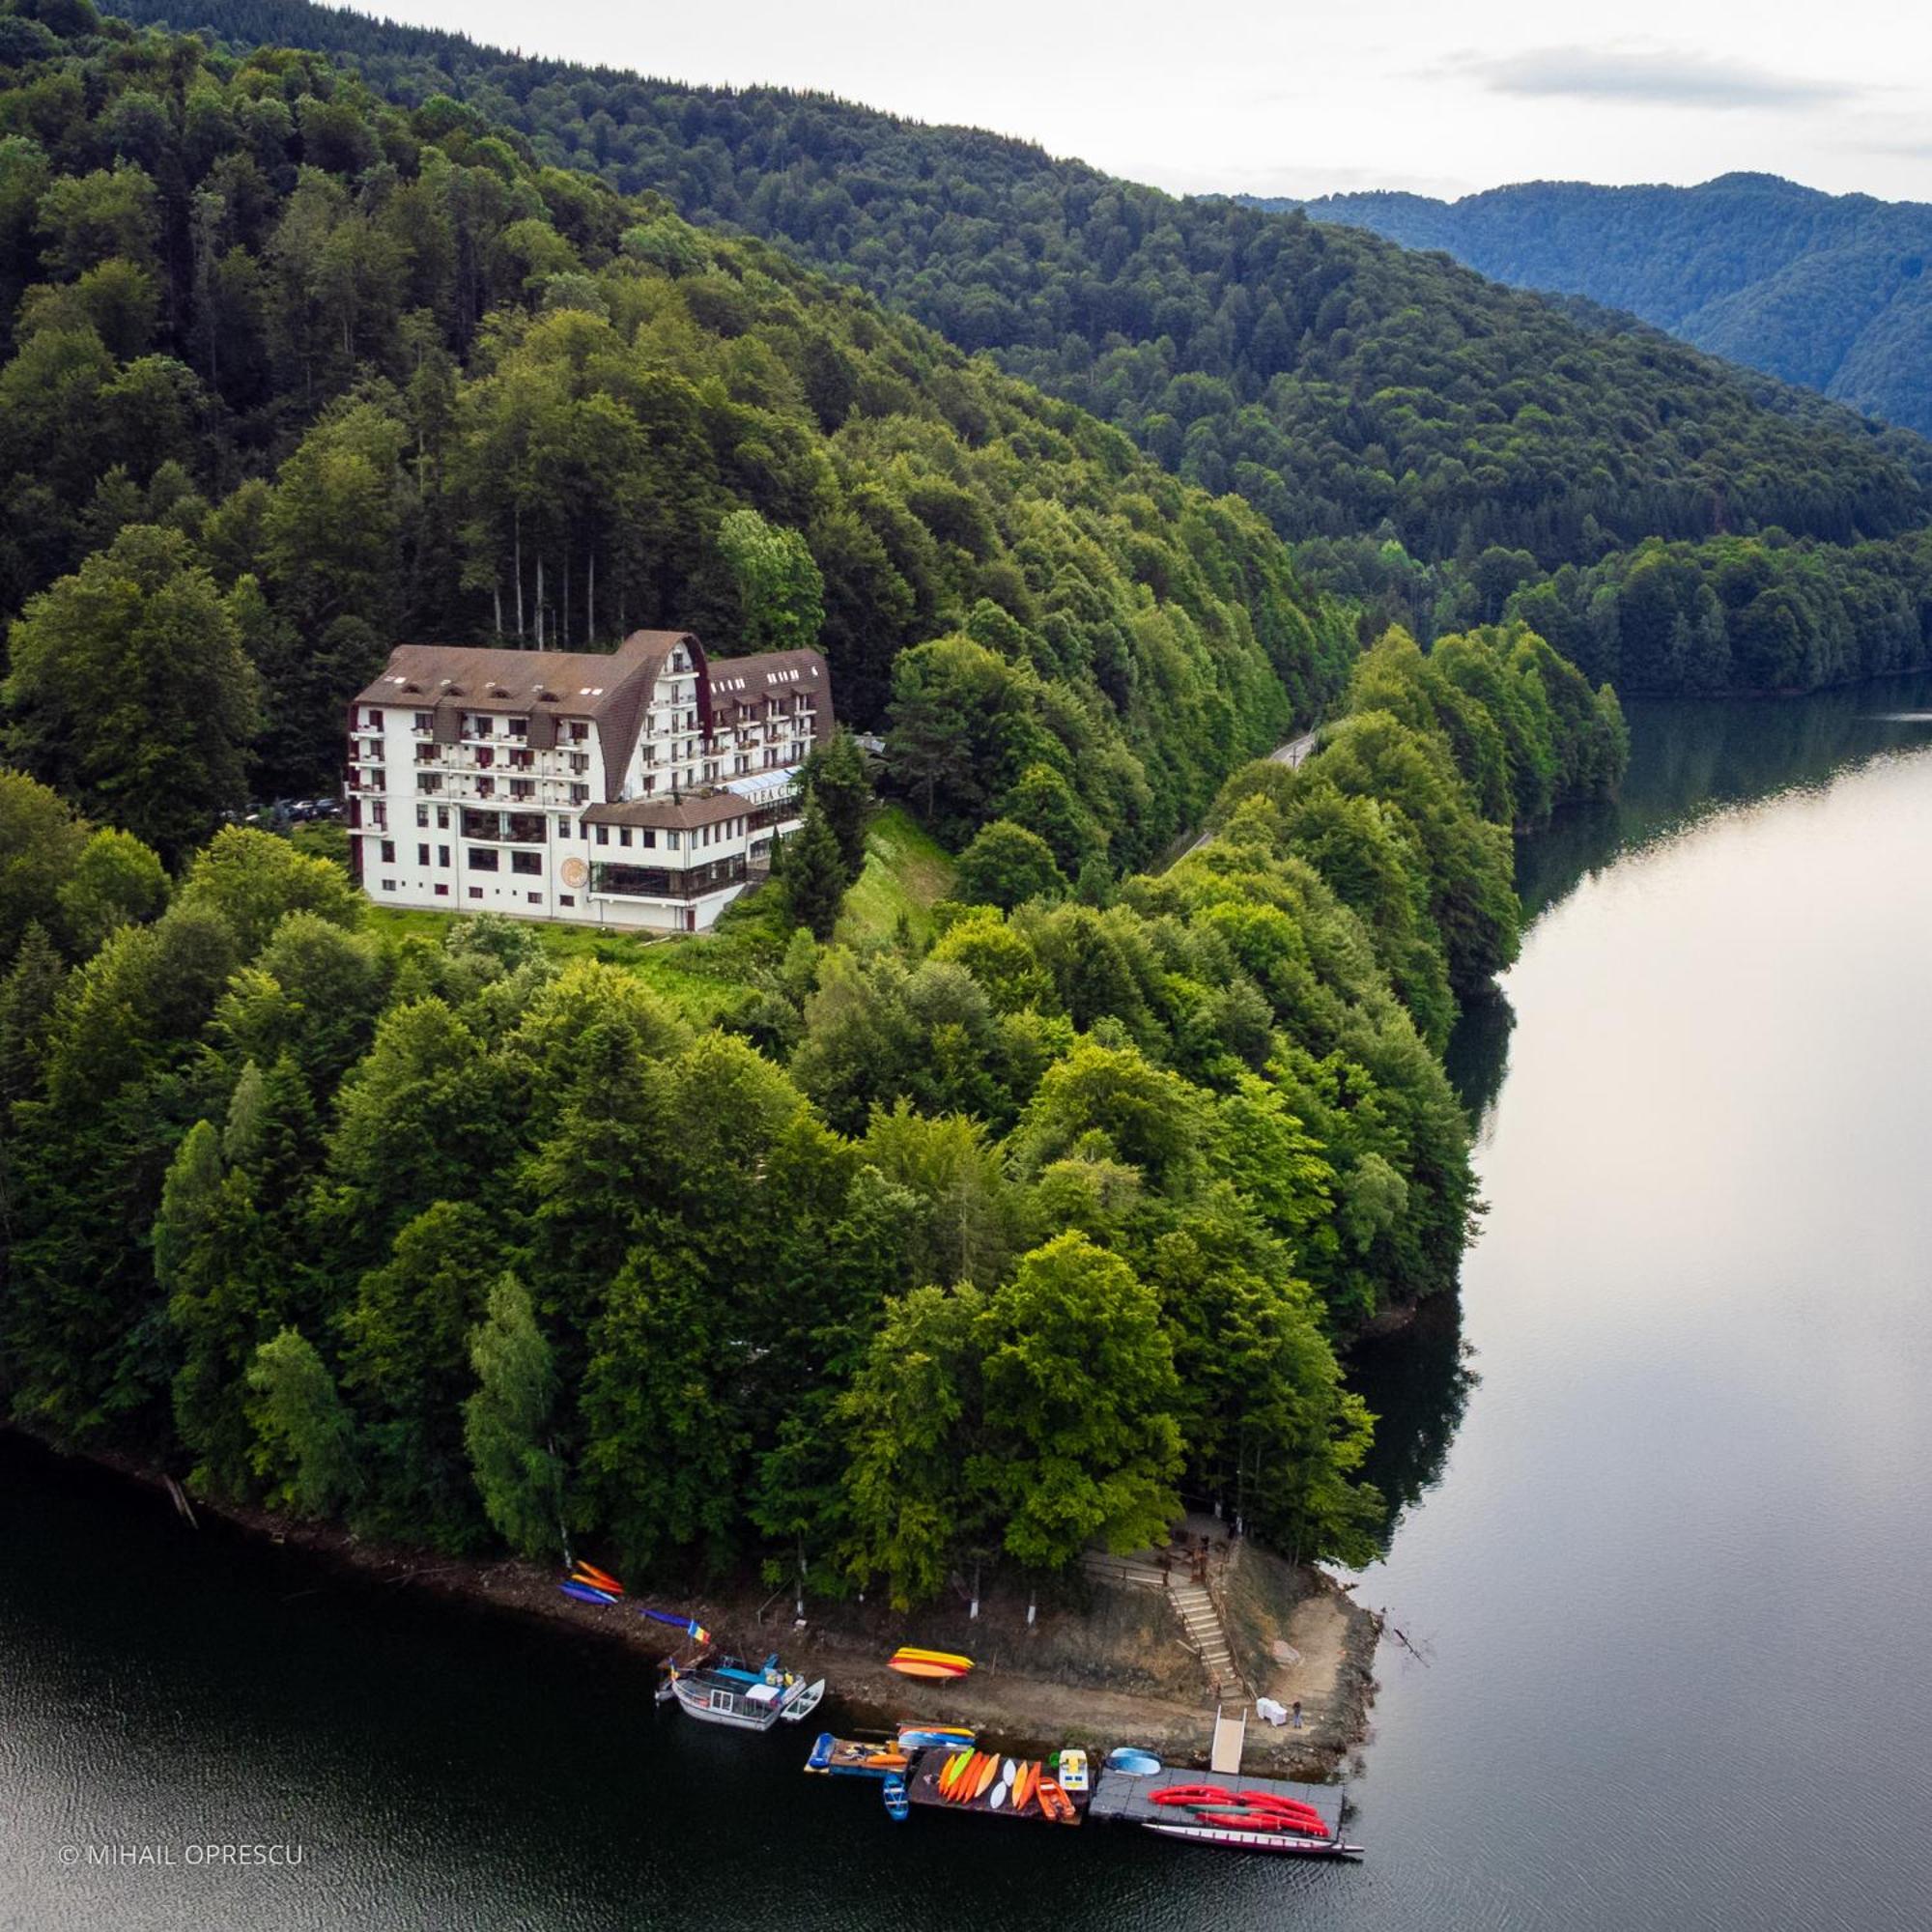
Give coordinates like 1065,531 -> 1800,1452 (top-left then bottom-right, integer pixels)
595,825 -> 609,846
438,846 -> 450,867
469,848 -> 499,872
380,839 -> 395,865
415,804 -> 428,827
382,879 -> 397,892
417,773 -> 441,794
366,707 -> 384,727
619,828 -> 633,848
417,843 -> 430,866
413,711 -> 432,732
569,783 -> 588,806
559,894 -> 575,908
511,851 -> 541,876
508,717 -> 528,738
526,892 -> 543,904
434,883 -> 449,897
555,816 -> 571,838
469,887 -> 483,900
476,777 -> 495,799
437,808 -> 450,829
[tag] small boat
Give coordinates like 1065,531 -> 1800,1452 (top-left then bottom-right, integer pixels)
1105,1746 -> 1161,1776
1036,1776 -> 1077,1824
1055,1747 -> 1090,1794
1011,1761 -> 1037,1813
1143,1818 -> 1362,1858
558,1581 -> 617,1606
938,1750 -> 972,1798
571,1561 -> 624,1594
883,1772 -> 910,1823
661,1653 -> 825,1731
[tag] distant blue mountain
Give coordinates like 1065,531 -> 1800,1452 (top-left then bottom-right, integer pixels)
1250,175 -> 1932,437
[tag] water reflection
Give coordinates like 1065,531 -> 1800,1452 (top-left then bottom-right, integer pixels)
1346,1295 -> 1477,1551
1518,672 -> 1932,923
1359,673 -> 1932,1550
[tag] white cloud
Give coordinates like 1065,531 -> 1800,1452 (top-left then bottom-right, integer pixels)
1460,44 -> 1861,110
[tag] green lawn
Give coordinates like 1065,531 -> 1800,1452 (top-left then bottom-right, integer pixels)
360,903 -> 755,1023
837,805 -> 956,948
349,803 -> 953,1025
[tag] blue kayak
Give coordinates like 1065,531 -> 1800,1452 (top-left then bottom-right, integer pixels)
1105,1746 -> 1162,1776
559,1581 -> 617,1605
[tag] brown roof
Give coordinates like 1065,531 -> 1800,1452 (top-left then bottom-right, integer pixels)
583,790 -> 774,833
355,631 -> 702,802
704,648 -> 834,738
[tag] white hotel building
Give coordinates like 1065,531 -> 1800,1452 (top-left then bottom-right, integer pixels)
347,631 -> 833,932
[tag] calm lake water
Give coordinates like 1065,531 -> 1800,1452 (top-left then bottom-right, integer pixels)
8,678 -> 1932,1930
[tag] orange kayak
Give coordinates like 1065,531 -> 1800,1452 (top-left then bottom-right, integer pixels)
889,1657 -> 970,1680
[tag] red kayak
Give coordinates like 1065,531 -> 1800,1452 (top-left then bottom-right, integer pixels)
1235,1791 -> 1327,1822
1151,1784 -> 1235,1807
1191,1808 -> 1331,1838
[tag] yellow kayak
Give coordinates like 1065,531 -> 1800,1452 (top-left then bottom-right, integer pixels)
890,1647 -> 976,1672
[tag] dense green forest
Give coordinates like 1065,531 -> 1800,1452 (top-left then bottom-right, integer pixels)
0,618 -> 1620,1597
1502,529 -> 1932,695
1280,175 -> 1932,441
0,4 -> 1630,1601
0,4 -> 1352,831
105,0 -> 1932,579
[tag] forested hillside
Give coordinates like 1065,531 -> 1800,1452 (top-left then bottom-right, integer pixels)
0,4 -> 1360,847
0,3 -> 1632,1601
107,0 -> 1932,579
0,621 -> 1619,1595
1280,175 -> 1932,441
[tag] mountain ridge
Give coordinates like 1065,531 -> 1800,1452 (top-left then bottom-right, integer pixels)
1257,174 -> 1932,438
106,0 -> 1932,569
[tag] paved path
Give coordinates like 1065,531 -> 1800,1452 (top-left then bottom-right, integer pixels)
1171,725 -> 1321,864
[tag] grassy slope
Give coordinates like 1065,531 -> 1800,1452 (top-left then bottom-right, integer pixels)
330,805 -> 955,1024
836,806 -> 956,950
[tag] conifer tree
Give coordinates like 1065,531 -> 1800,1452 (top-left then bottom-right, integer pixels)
782,794 -> 847,942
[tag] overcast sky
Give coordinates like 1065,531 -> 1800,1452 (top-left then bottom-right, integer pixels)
369,0 -> 1932,205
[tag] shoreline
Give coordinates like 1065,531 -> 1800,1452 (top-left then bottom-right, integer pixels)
10,1427 -> 1380,1780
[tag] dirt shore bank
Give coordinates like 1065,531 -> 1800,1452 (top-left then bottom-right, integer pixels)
23,1431 -> 1380,1778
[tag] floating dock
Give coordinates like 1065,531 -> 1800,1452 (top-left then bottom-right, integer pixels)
1088,1764 -> 1360,1859
904,1750 -> 1088,1825
805,1734 -> 909,1779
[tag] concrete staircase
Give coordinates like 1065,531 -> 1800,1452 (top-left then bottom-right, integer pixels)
1170,1576 -> 1237,1690
1083,1548 -> 1241,1692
